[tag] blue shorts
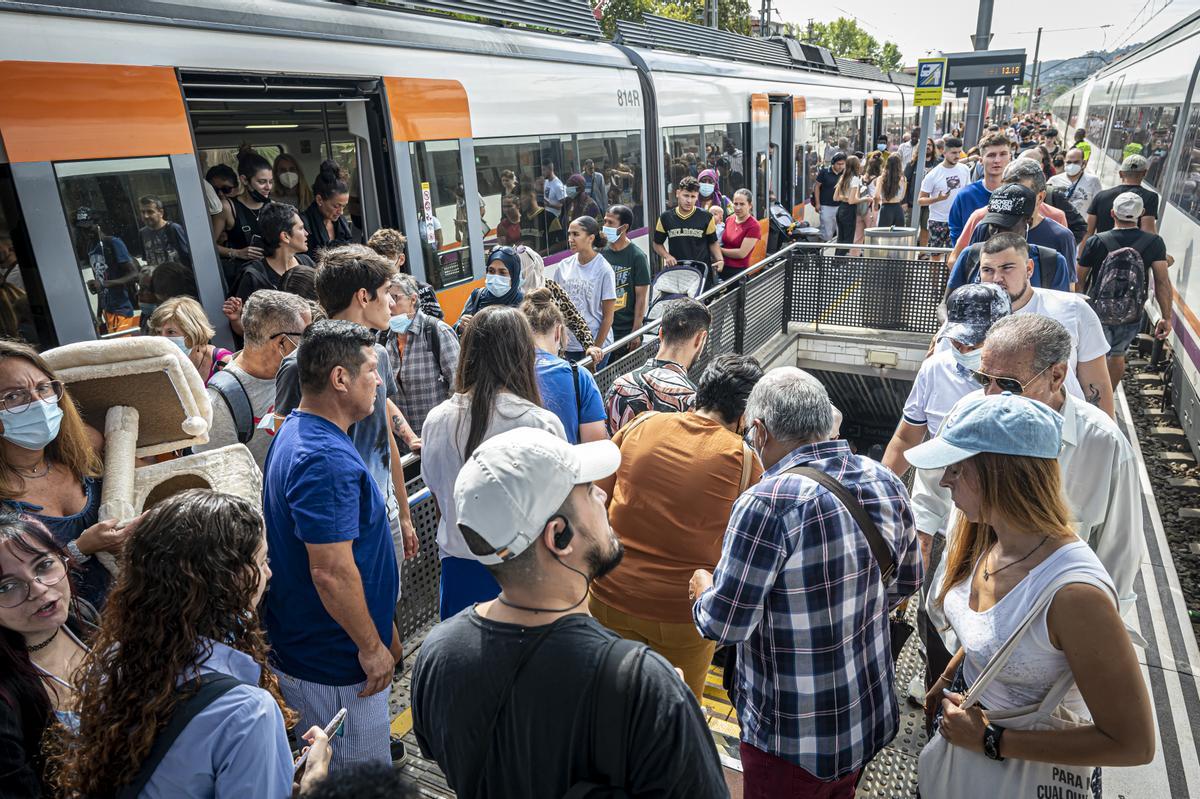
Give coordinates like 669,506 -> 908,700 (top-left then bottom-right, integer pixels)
1102,319 -> 1142,356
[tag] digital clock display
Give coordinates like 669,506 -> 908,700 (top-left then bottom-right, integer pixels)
947,61 -> 1025,84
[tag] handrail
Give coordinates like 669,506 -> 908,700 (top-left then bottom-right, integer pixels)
578,241 -> 804,369
787,241 -> 954,254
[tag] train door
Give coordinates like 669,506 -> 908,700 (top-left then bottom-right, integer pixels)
750,94 -> 797,217
871,98 -> 887,151
0,62 -> 229,347
384,78 -> 482,323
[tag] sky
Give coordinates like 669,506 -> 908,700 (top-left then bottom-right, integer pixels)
771,0 -> 1200,66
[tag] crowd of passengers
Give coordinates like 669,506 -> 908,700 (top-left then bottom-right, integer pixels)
0,108 -> 1174,798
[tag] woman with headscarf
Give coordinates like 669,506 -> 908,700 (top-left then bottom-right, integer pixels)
697,168 -> 732,216
563,174 -> 601,223
454,246 -> 523,334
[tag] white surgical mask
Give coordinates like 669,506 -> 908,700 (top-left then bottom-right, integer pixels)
602,225 -> 620,240
167,336 -> 189,355
485,274 -> 511,297
565,186 -> 578,198
0,398 -> 63,451
950,346 -> 982,372
278,171 -> 300,189
699,183 -> 715,197
1064,163 -> 1082,177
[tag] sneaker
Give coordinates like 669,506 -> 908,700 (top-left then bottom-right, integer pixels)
391,736 -> 408,764
907,674 -> 926,707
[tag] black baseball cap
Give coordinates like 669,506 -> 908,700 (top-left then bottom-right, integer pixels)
981,184 -> 1037,229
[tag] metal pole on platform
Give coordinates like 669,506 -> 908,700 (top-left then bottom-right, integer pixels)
1029,27 -> 1044,111
909,105 -> 935,228
963,0 -> 995,146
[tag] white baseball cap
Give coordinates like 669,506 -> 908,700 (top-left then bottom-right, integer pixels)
1112,191 -> 1144,222
453,427 -> 620,565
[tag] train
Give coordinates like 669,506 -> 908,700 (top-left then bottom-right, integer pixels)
1051,9 -> 1200,454
0,0 -> 974,350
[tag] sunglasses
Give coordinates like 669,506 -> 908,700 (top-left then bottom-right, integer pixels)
970,363 -> 1051,395
216,184 -> 236,195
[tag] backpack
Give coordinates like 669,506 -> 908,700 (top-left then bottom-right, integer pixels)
1085,231 -> 1150,325
207,367 -> 255,445
962,242 -> 1064,290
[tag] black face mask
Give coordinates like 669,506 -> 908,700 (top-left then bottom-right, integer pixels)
247,188 -> 270,204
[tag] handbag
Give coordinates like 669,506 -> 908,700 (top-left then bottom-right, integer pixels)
916,573 -> 1105,798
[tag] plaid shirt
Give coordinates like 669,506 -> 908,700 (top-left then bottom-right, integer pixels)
693,440 -> 922,779
384,311 -> 460,437
603,358 -> 696,434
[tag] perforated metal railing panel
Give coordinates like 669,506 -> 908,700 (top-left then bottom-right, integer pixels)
788,252 -> 949,334
397,483 -> 441,647
743,266 -> 787,355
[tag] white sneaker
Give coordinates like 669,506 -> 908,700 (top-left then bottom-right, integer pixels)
907,674 -> 926,706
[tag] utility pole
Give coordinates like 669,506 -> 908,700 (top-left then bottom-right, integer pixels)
759,0 -> 772,37
704,0 -> 719,28
1029,26 -> 1043,110
963,0 -> 995,146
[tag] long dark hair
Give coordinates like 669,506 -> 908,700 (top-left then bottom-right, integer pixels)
454,306 -> 541,458
55,490 -> 294,796
881,152 -> 903,200
0,513 -> 79,786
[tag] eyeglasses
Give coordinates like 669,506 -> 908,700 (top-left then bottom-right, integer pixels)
271,331 -> 304,350
0,381 -> 64,414
970,364 -> 1051,395
0,555 -> 67,609
216,184 -> 236,195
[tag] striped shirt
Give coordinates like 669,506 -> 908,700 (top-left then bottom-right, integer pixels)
603,358 -> 696,434
693,440 -> 922,779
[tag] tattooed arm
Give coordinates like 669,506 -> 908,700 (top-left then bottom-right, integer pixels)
1077,355 -> 1115,418
388,398 -> 420,451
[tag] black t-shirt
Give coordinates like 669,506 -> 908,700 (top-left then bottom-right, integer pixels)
1078,228 -> 1167,292
233,253 -> 315,303
654,206 -> 718,266
815,167 -> 842,206
411,611 -> 727,799
1087,185 -> 1160,233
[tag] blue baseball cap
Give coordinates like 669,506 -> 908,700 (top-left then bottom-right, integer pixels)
906,393 -> 1062,469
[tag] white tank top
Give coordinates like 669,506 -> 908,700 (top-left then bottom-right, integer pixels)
943,539 -> 1115,718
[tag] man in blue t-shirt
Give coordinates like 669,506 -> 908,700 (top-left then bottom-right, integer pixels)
74,206 -> 139,334
263,319 -> 400,769
947,133 -> 1013,242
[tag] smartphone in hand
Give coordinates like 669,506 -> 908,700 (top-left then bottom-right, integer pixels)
294,707 -> 346,773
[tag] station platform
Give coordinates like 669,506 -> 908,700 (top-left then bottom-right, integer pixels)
383,245 -> 1200,798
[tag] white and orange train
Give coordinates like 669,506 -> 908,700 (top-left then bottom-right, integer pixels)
0,0 -> 970,348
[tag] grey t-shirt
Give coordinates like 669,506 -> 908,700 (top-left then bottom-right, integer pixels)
195,362 -> 277,469
275,343 -> 400,502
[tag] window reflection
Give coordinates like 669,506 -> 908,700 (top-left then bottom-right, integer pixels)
55,157 -> 196,338
409,140 -> 472,290
0,168 -> 55,349
663,124 -> 745,208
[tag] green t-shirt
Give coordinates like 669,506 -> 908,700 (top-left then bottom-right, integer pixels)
604,242 -> 652,336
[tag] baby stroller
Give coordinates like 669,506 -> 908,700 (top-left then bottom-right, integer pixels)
644,260 -> 709,331
767,201 -> 823,254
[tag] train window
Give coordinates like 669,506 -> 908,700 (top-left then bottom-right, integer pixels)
663,124 -> 746,209
409,140 -> 472,290
0,167 -> 56,349
54,157 -> 197,339
474,131 -> 643,256
1170,105 -> 1200,222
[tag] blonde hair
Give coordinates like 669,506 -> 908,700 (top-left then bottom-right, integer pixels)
936,450 -> 1075,610
148,296 -> 214,350
519,287 -> 564,335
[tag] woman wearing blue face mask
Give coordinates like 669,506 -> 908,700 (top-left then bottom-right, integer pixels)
148,296 -> 232,385
454,246 -> 524,334
0,340 -> 127,610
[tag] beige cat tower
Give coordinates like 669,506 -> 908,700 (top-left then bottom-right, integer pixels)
42,336 -> 261,572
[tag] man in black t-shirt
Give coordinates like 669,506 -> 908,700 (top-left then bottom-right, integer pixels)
1084,153 -> 1160,243
411,428 -> 727,799
653,176 -> 723,274
1077,190 -> 1172,389
812,151 -> 846,241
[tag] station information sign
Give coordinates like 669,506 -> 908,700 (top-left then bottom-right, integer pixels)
914,58 -> 947,107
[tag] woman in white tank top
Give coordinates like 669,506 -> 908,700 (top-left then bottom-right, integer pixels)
906,393 -> 1153,796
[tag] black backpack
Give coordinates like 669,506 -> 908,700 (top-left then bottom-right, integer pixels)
207,367 -> 255,444
961,242 -> 1065,290
1085,231 -> 1150,325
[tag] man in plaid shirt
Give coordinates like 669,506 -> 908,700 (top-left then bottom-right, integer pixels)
691,367 -> 922,797
383,273 -> 460,444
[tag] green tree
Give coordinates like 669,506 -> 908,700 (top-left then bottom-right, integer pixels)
592,0 -> 752,37
803,17 -> 903,72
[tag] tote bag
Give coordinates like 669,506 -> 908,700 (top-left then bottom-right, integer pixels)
917,573 -> 1112,798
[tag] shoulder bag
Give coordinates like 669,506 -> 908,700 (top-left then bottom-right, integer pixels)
916,572 -> 1111,798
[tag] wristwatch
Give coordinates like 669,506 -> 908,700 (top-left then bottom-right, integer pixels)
983,722 -> 1005,761
66,540 -> 91,564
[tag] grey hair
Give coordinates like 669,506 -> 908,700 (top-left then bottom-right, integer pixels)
1003,157 -> 1046,193
389,272 -> 420,299
744,367 -> 833,445
984,314 -> 1072,372
241,289 -> 310,347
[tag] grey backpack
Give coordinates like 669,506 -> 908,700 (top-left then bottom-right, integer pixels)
1086,231 -> 1149,325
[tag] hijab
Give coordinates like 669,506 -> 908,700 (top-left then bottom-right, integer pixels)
468,246 -> 524,313
697,168 -> 729,213
518,246 -> 547,293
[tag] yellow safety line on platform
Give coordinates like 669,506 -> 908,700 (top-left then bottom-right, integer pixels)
391,707 -> 413,738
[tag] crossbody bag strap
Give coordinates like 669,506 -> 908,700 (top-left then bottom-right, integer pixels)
738,441 -> 756,494
571,360 -> 584,441
960,572 -> 1117,711
114,672 -> 245,799
787,466 -> 895,582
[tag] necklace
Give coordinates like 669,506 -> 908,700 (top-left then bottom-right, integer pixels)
27,627 -> 60,652
16,461 -> 50,479
984,535 -> 1049,581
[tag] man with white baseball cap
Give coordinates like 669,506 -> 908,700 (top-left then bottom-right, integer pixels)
410,427 -> 727,799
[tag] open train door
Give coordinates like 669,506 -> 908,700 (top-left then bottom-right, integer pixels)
750,93 -> 800,259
